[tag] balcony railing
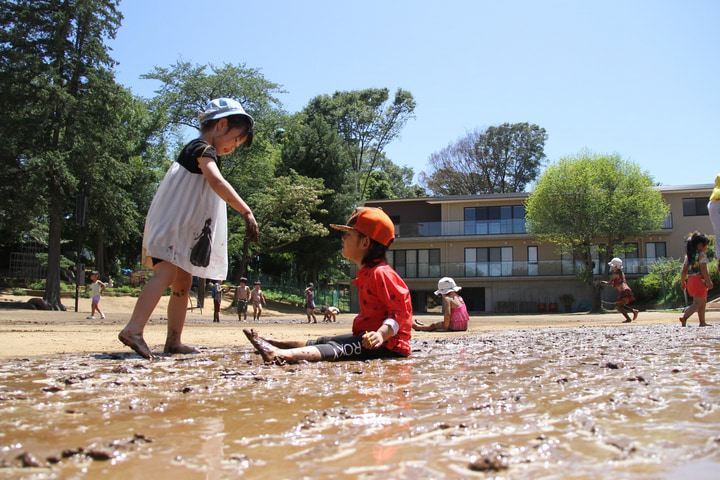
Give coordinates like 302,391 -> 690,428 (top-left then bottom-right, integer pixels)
391,258 -> 662,279
396,218 -> 671,238
397,220 -> 527,237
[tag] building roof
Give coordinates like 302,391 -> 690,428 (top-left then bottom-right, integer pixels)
368,184 -> 713,204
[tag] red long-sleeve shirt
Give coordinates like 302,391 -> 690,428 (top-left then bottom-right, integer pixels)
351,261 -> 413,356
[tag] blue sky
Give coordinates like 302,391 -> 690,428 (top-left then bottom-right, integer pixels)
108,0 -> 718,188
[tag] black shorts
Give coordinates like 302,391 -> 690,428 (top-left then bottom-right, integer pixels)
237,299 -> 248,313
306,333 -> 405,362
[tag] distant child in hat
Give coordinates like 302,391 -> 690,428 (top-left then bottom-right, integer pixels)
119,98 -> 259,358
601,257 -> 639,323
244,207 -> 412,363
679,231 -> 714,327
304,283 -> 317,323
412,277 -> 469,332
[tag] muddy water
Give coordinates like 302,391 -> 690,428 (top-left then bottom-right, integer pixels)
1,324 -> 719,479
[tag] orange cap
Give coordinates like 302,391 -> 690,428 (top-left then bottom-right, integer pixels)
330,207 -> 395,247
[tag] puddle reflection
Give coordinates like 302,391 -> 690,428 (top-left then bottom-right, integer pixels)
1,324 -> 719,478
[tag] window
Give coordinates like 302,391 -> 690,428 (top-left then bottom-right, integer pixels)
662,213 -> 673,229
465,247 -> 513,277
682,197 -> 709,216
646,242 -> 666,260
389,215 -> 401,237
620,244 -> 639,273
528,246 -> 538,276
464,205 -> 526,235
387,249 -> 440,278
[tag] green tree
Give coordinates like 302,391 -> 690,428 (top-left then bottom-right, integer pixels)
230,170 -> 333,280
303,88 -> 416,201
363,157 -> 426,200
277,113 -> 355,278
420,123 -> 547,195
0,0 -> 141,309
525,151 -> 669,310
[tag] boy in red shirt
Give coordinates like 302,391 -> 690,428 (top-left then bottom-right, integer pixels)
244,207 -> 412,363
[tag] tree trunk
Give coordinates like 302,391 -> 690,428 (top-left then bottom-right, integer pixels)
591,285 -> 603,313
236,241 -> 250,284
198,278 -> 206,308
44,213 -> 65,310
96,231 -> 105,277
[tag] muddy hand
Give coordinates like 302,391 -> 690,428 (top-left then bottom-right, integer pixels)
244,212 -> 259,243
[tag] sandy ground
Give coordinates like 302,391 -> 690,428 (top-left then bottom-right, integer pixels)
0,293 -> 711,360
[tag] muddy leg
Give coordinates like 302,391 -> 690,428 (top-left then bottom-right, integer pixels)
119,262 -> 177,359
164,268 -> 199,355
243,328 -> 279,363
697,298 -> 709,326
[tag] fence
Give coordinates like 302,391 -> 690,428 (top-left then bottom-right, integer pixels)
9,244 -> 46,279
248,273 -> 351,313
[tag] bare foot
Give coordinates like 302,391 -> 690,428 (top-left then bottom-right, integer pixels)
243,328 -> 278,363
164,343 -> 200,355
699,323 -> 710,327
679,316 -> 687,327
633,310 -> 639,320
622,318 -> 632,323
118,331 -> 154,359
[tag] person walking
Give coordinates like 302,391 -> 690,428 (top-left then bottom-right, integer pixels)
679,231 -> 714,327
601,258 -> 639,323
87,271 -> 106,320
304,283 -> 317,323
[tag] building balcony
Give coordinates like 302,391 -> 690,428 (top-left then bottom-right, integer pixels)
396,220 -> 527,238
394,218 -> 672,239
391,258 -> 661,280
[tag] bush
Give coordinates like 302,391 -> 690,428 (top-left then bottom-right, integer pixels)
633,257 -> 719,308
12,288 -> 26,295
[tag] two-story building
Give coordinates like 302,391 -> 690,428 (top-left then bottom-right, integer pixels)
363,184 -> 714,314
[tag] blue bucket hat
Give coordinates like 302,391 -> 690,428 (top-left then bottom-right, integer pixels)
198,98 -> 254,126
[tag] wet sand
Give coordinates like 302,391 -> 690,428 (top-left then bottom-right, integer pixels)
0,294 -> 719,478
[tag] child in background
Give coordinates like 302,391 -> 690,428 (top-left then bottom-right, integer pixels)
211,281 -> 225,323
244,207 -> 412,363
118,98 -> 259,358
320,305 -> 339,322
234,277 -> 250,321
251,281 -> 266,321
412,277 -> 469,332
87,271 -> 106,320
680,231 -> 714,327
304,283 -> 317,323
601,257 -> 639,323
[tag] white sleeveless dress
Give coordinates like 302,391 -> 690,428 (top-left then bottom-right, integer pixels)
141,139 -> 229,280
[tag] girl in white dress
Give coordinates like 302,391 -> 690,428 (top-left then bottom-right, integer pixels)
119,98 -> 259,359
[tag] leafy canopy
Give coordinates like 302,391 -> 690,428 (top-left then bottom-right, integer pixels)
420,122 -> 547,195
525,150 -> 669,288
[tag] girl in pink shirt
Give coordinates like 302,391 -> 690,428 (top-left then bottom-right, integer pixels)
413,277 -> 469,332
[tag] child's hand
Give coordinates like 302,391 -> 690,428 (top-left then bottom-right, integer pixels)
363,331 -> 381,349
244,212 -> 259,243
